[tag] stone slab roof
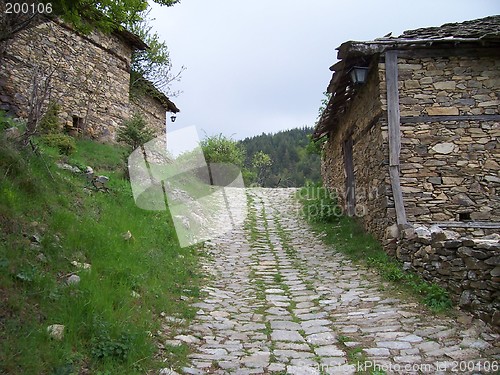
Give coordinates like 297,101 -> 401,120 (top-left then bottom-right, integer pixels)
313,15 -> 500,140
137,77 -> 180,113
393,15 -> 500,40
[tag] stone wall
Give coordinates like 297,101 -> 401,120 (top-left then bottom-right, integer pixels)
395,224 -> 500,331
0,18 -> 168,141
322,52 -> 499,235
322,61 -> 393,240
395,55 -> 500,223
397,55 -> 500,117
1,19 -> 132,141
321,50 -> 499,328
130,93 -> 166,135
399,120 -> 500,223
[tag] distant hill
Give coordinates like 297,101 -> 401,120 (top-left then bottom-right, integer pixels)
239,127 -> 321,187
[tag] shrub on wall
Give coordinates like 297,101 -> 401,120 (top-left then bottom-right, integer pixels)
39,101 -> 62,134
40,133 -> 76,155
117,112 -> 154,150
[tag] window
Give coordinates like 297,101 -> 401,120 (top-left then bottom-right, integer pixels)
72,115 -> 84,129
458,212 -> 471,221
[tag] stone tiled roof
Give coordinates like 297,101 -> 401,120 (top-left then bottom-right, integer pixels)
393,15 -> 500,40
313,15 -> 500,140
137,77 -> 180,113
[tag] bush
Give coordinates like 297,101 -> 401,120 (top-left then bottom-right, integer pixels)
117,112 -> 154,150
298,183 -> 340,223
39,102 -> 62,134
200,133 -> 245,167
40,133 -> 76,155
0,111 -> 17,132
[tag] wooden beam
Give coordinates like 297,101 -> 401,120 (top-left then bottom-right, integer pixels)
343,137 -> 356,217
434,221 -> 500,229
401,114 -> 500,123
385,50 -> 407,226
396,47 -> 500,59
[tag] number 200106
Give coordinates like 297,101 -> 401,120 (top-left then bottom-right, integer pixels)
5,2 -> 53,14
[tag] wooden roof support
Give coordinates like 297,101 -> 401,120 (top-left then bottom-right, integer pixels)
385,50 -> 408,226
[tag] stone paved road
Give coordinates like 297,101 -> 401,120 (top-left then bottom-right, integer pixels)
171,188 -> 499,374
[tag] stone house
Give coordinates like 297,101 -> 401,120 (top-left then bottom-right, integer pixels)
314,15 -> 500,241
0,16 -> 179,141
314,16 -> 500,329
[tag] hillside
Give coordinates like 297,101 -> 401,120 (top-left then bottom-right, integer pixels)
0,118 -> 199,374
239,127 -> 321,187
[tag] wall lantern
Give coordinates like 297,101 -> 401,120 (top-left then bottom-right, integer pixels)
348,66 -> 370,85
170,114 -> 177,122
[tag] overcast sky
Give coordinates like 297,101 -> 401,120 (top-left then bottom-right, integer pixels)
149,0 -> 499,140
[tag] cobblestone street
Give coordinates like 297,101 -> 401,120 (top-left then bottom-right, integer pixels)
173,188 -> 499,374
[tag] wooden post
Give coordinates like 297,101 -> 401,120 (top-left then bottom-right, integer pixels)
385,50 -> 408,225
343,137 -> 355,217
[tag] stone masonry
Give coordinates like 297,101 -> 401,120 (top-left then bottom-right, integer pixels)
394,224 -> 500,331
322,53 -> 500,241
0,17 -> 173,141
318,17 -> 500,333
395,56 -> 500,223
321,63 -> 390,241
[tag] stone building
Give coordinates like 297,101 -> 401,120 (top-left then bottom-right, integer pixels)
314,16 -> 500,329
0,16 -> 178,141
314,15 -> 500,241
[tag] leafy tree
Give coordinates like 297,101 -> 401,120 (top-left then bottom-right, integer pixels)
240,127 -> 321,188
252,151 -> 272,186
316,91 -> 332,121
117,112 -> 154,150
128,13 -> 184,98
201,134 -> 245,167
306,133 -> 323,155
38,101 -> 61,134
200,134 -> 247,186
0,0 -> 179,45
307,91 -> 332,155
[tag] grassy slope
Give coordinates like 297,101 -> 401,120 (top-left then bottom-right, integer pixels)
297,185 -> 453,313
0,136 -> 200,374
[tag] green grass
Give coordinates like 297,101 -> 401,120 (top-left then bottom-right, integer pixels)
244,191 -> 258,242
297,186 -> 452,313
0,131 -> 200,374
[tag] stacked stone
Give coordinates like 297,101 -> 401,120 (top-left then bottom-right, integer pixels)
322,63 -> 392,241
399,120 -> 500,223
395,55 -> 500,223
1,18 -> 167,141
130,94 -> 167,135
396,224 -> 500,330
398,56 -> 500,117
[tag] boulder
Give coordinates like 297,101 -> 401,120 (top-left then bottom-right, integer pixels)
459,290 -> 473,307
47,324 -> 65,340
66,274 -> 81,285
485,256 -> 500,266
159,369 -> 180,375
430,225 -> 459,242
472,238 -> 500,251
414,225 -> 431,242
491,267 -> 500,278
385,224 -> 399,239
3,127 -> 20,140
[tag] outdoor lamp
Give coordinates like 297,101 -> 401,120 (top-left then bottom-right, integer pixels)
348,66 -> 370,85
170,114 -> 177,122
